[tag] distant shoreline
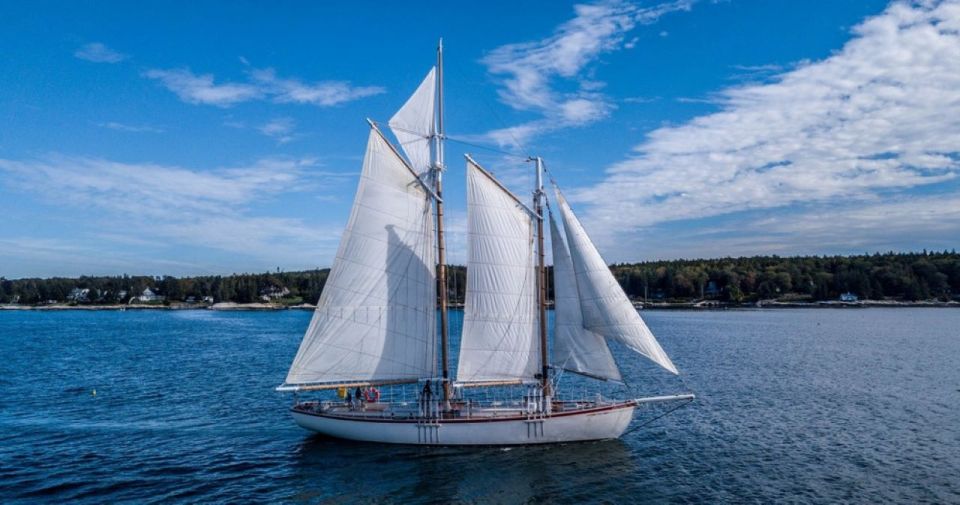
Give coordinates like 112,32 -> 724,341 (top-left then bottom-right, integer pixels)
1,300 -> 957,311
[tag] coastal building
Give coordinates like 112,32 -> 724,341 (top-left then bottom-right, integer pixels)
840,292 -> 859,302
67,288 -> 90,302
259,286 -> 290,301
136,288 -> 164,303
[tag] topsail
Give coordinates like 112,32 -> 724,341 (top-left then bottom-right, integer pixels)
389,67 -> 437,177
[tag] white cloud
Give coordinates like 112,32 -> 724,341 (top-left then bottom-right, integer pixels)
74,42 -> 127,63
144,67 -> 384,108
143,68 -> 262,107
567,0 -> 960,258
481,0 -> 693,146
0,237 -> 212,277
258,117 -> 297,143
95,121 -> 164,133
250,68 -> 385,106
616,193 -> 960,260
0,155 -> 344,270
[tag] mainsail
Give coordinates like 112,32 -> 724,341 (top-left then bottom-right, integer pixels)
456,159 -> 540,382
388,67 -> 436,177
554,189 -> 679,375
284,128 -> 437,385
549,211 -> 622,382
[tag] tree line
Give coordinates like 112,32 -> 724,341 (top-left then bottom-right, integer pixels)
1,251 -> 957,305
0,270 -> 330,305
607,250 -> 959,302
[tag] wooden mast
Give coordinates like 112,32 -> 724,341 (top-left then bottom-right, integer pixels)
434,39 -> 451,404
533,156 -> 551,396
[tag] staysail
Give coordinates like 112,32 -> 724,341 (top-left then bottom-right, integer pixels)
554,189 -> 679,375
284,128 -> 437,385
388,67 -> 436,177
456,158 -> 540,383
549,211 -> 622,382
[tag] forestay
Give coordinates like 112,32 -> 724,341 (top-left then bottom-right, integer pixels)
388,67 -> 436,177
549,212 -> 622,382
554,189 -> 679,375
285,129 -> 436,385
457,159 -> 540,383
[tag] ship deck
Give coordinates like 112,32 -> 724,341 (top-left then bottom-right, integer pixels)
291,398 -> 637,424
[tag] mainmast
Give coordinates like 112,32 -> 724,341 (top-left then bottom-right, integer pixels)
533,156 -> 550,396
434,39 -> 451,403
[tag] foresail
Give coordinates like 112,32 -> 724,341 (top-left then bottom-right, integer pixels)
554,189 -> 679,375
388,67 -> 436,177
285,130 -> 436,385
549,212 -> 622,382
457,160 -> 540,383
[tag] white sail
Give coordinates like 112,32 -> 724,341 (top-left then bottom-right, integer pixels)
549,212 -> 622,382
457,159 -> 540,383
554,190 -> 679,375
388,67 -> 436,176
285,129 -> 436,385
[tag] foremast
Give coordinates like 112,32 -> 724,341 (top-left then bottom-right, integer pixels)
532,156 -> 551,397
433,39 -> 451,404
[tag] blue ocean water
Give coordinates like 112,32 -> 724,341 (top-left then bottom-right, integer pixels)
1,308 -> 958,503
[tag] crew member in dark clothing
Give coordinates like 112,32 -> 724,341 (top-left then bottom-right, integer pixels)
420,381 -> 432,416
355,387 -> 363,407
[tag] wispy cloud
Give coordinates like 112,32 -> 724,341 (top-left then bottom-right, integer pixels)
614,193 -> 960,260
623,96 -> 661,104
0,155 -> 344,270
95,121 -> 164,133
567,0 -> 960,258
144,66 -> 384,108
143,68 -> 262,107
481,0 -> 693,147
250,68 -> 385,106
74,42 -> 127,63
0,236 -> 211,277
258,117 -> 297,144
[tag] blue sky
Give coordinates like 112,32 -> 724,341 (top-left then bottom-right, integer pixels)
2,0 -> 958,278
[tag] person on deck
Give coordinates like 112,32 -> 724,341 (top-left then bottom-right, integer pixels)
421,381 -> 432,416
354,387 -> 363,409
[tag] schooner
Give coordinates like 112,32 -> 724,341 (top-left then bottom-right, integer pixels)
276,42 -> 694,445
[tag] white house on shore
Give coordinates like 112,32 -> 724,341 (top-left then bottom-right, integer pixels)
260,286 -> 290,302
136,288 -> 165,303
67,288 -> 90,302
840,292 -> 859,302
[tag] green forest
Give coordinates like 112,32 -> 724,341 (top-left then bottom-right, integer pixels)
1,251 -> 958,305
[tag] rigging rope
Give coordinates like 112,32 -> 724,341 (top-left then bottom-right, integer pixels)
444,58 -> 532,153
621,397 -> 695,437
444,136 -> 530,160
369,120 -> 530,160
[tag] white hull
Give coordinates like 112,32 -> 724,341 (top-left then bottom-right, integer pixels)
290,401 -> 636,446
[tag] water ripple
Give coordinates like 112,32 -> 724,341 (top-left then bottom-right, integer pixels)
1,309 -> 959,503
